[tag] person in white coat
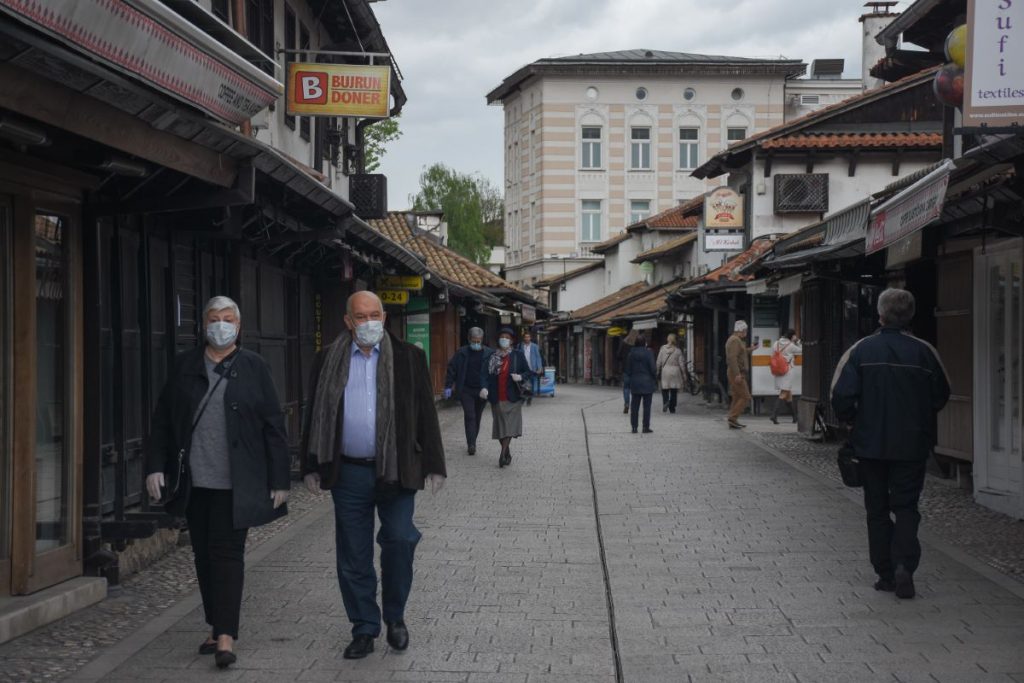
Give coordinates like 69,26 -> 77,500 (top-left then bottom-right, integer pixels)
655,334 -> 687,413
771,329 -> 802,424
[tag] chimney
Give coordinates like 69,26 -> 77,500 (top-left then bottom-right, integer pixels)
860,1 -> 900,90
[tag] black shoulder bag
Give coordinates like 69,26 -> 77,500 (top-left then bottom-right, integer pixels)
163,352 -> 237,503
837,441 -> 863,488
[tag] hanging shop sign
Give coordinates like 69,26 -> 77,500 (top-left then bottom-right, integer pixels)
704,187 -> 744,229
377,275 -> 424,290
633,319 -> 658,331
286,63 -> 391,118
703,231 -> 745,252
520,304 -> 537,324
964,0 -> 1024,127
866,160 -> 955,255
377,289 -> 410,305
607,326 -> 627,337
0,0 -> 282,125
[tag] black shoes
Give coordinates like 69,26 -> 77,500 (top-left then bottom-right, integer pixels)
663,405 -> 669,413
214,650 -> 236,669
894,566 -> 915,599
198,639 -> 217,655
631,428 -> 638,434
643,428 -> 654,434
728,420 -> 746,429
468,443 -> 476,455
499,447 -> 512,468
344,634 -> 375,659
874,577 -> 895,592
623,404 -> 629,414
386,620 -> 409,651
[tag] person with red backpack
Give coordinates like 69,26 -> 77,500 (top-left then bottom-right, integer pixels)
770,329 -> 802,424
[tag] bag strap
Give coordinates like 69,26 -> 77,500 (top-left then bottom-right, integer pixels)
190,350 -> 238,435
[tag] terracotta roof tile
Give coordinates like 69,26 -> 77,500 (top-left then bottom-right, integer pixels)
534,261 -> 603,287
590,231 -> 632,253
761,132 -> 942,151
696,238 -> 776,285
568,282 -> 650,321
626,194 -> 705,231
591,283 -> 679,324
633,232 -> 698,263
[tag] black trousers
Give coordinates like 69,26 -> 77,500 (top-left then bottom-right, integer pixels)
459,390 -> 487,447
661,389 -> 678,411
186,487 -> 249,639
860,459 -> 928,579
630,393 -> 653,431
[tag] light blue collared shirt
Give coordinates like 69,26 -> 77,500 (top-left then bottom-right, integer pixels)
342,342 -> 379,460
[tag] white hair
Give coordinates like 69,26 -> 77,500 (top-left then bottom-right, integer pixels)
204,295 -> 240,321
878,288 -> 916,328
468,327 -> 484,340
734,320 -> 748,332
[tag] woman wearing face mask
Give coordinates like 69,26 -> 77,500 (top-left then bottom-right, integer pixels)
480,328 -> 533,468
145,296 -> 289,669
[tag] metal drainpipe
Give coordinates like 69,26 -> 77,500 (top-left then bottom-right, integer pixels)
231,0 -> 253,137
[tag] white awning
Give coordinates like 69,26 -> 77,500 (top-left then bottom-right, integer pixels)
777,274 -> 803,297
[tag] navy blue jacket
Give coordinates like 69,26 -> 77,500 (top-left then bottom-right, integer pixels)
624,346 -> 658,395
482,349 -> 534,404
444,345 -> 493,398
831,327 -> 951,461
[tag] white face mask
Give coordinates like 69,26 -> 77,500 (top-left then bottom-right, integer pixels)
355,320 -> 385,347
498,338 -> 511,349
206,321 -> 238,349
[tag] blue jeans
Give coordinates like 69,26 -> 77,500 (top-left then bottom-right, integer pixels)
622,377 -> 631,406
331,463 -> 421,637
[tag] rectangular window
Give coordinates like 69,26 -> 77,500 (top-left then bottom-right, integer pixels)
630,127 -> 651,170
679,128 -> 699,170
299,24 -> 311,141
211,0 -> 230,22
284,6 -> 296,131
245,0 -> 274,75
727,127 -> 747,142
630,200 -> 651,225
581,200 -> 602,242
581,126 -> 602,169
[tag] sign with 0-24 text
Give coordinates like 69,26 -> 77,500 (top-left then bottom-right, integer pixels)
377,289 -> 409,305
964,0 -> 1024,126
287,63 -> 390,118
377,275 -> 424,290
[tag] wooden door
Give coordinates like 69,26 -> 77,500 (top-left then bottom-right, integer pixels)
0,195 -> 12,596
935,253 -> 973,461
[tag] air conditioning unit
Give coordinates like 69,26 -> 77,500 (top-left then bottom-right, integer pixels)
774,173 -> 829,213
350,174 -> 388,219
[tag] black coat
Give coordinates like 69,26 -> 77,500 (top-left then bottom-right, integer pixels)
831,327 -> 951,461
300,332 -> 447,490
147,347 -> 290,529
444,345 -> 493,398
624,346 -> 658,395
482,349 -> 534,404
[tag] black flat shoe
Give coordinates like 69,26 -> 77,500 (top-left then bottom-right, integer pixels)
215,650 -> 236,669
623,405 -> 628,414
468,444 -> 476,455
874,577 -> 895,592
631,428 -> 637,433
894,566 -> 915,599
386,620 -> 409,651
499,449 -> 511,467
343,634 -> 375,659
198,639 -> 217,655
643,428 -> 654,434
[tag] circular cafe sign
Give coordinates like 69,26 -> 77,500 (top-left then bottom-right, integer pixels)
704,187 -> 744,229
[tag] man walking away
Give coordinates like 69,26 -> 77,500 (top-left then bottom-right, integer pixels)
831,288 -> 950,599
444,327 -> 491,455
725,321 -> 752,429
518,331 -> 544,405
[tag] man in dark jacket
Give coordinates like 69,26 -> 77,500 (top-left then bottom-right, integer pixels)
831,288 -> 950,599
444,327 -> 492,455
624,334 -> 658,434
301,291 -> 447,659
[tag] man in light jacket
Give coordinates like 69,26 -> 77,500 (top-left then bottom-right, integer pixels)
831,288 -> 950,600
518,331 -> 544,404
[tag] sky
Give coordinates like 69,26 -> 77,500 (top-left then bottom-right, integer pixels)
371,0 -> 913,209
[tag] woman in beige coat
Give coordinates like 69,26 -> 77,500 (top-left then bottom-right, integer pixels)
656,334 -> 687,413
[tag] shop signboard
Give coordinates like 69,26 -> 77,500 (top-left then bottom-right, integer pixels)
378,275 -> 424,290
704,231 -> 745,252
286,63 -> 391,118
866,160 -> 954,255
704,187 -> 744,229
406,313 -> 430,358
964,0 -> 1024,127
377,289 -> 409,305
521,304 -> 537,324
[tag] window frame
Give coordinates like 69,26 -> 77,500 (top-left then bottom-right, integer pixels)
581,200 -> 602,242
678,127 -> 700,170
629,200 -> 651,225
727,127 -> 748,142
630,127 -> 652,171
581,126 -> 602,170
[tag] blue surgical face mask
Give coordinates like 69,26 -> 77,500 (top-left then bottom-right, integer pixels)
470,342 -> 482,351
206,321 -> 238,349
498,338 -> 511,349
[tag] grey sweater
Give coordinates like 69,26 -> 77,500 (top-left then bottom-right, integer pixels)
189,358 -> 231,489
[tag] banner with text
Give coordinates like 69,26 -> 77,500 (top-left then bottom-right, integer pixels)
286,63 -> 390,118
866,160 -> 955,255
964,0 -> 1024,126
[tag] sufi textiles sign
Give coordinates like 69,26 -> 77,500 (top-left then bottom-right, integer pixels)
286,63 -> 390,118
866,160 -> 954,255
964,0 -> 1024,126
704,187 -> 744,229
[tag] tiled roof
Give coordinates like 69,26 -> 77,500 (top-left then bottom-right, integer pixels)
533,261 -> 603,288
590,231 -> 632,253
367,213 -> 528,294
591,282 -> 681,325
632,232 -> 698,263
568,282 -> 650,322
694,238 -> 776,285
627,194 -> 705,232
761,132 -> 942,151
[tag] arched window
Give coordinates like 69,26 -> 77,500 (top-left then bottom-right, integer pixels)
580,111 -> 605,170
677,112 -> 703,171
628,112 -> 655,170
725,112 -> 751,143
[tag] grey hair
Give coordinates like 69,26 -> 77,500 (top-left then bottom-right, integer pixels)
878,288 -> 916,328
468,327 -> 484,340
204,295 -> 240,321
734,320 -> 748,332
346,290 -> 383,316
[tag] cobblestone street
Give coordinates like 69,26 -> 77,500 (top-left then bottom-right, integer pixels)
5,385 -> 1024,682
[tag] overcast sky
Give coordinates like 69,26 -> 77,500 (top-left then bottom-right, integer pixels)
371,0 -> 912,209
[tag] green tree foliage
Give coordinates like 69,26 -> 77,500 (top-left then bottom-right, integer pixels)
410,164 -> 504,264
363,117 -> 402,173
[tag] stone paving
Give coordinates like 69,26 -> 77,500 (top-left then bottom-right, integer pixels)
3,385 -> 1024,682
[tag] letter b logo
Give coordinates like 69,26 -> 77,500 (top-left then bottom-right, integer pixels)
294,71 -> 327,105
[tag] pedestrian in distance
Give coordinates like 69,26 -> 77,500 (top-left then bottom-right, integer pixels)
444,327 -> 492,455
625,334 -> 657,434
480,327 -> 533,468
518,330 -> 544,405
145,296 -> 290,670
656,333 -> 686,414
831,288 -> 950,600
770,329 -> 802,424
617,329 -> 639,414
725,320 -> 754,429
301,291 -> 447,659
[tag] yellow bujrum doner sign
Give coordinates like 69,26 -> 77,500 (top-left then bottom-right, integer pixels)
377,289 -> 409,305
378,275 -> 424,291
287,63 -> 390,118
